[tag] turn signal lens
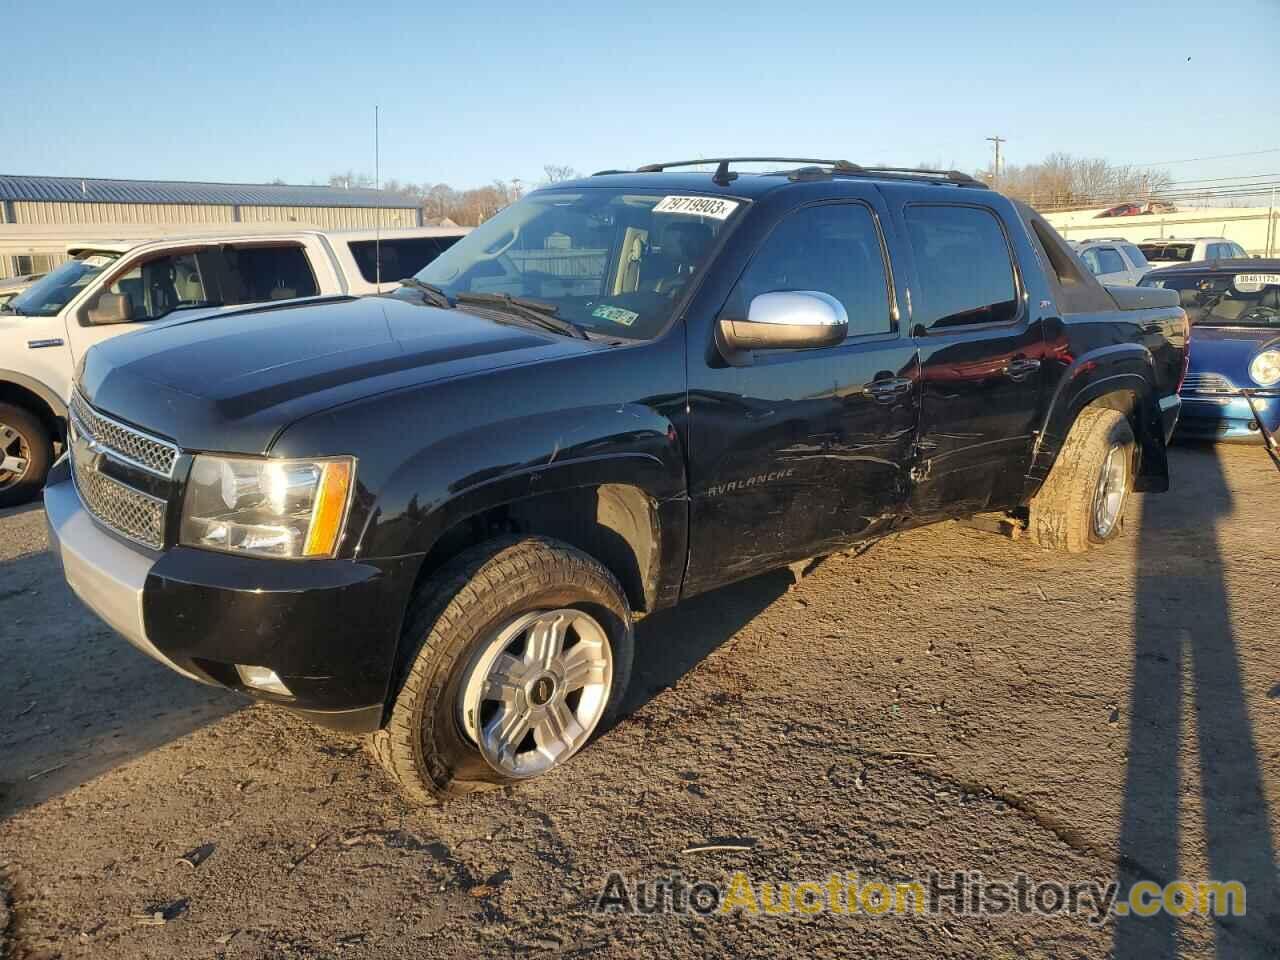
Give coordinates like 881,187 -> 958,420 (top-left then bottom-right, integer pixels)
303,460 -> 353,557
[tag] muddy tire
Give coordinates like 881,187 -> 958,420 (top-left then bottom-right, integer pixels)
368,536 -> 634,803
0,404 -> 53,509
1028,407 -> 1135,553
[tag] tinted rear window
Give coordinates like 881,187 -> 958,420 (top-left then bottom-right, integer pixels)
1139,243 -> 1193,262
903,205 -> 1018,329
349,236 -> 461,283
222,245 -> 319,302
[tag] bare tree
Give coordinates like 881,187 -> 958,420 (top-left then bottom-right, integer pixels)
542,164 -> 580,184
327,170 -> 375,190
992,154 -> 1171,211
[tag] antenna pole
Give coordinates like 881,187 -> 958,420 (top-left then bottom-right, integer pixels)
375,104 -> 381,292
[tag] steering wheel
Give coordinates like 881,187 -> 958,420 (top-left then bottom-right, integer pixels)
1240,306 -> 1280,324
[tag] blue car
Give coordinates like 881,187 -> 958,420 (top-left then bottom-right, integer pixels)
1140,259 -> 1280,444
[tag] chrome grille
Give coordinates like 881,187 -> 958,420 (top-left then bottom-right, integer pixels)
1181,373 -> 1237,396
71,450 -> 167,548
70,390 -> 178,477
68,391 -> 178,549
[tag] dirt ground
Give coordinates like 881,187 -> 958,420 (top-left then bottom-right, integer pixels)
1,444 -> 1277,959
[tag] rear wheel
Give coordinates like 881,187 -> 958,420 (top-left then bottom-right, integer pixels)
1028,407 -> 1135,553
0,404 -> 52,509
368,536 -> 634,803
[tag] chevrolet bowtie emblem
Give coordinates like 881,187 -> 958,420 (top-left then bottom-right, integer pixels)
83,436 -> 107,471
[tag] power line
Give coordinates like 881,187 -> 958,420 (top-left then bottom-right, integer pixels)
1126,147 -> 1280,168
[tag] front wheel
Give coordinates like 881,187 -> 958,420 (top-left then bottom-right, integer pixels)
1028,407 -> 1135,553
369,537 -> 634,803
0,404 -> 53,509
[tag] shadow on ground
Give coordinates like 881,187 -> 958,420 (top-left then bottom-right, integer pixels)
0,528 -> 240,819
1116,442 -> 1280,956
610,569 -> 791,724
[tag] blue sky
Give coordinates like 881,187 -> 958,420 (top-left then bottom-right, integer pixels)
3,0 -> 1276,190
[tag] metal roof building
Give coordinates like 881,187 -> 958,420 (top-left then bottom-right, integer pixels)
0,175 -> 423,277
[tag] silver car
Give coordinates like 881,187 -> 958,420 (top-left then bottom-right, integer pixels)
1073,238 -> 1152,286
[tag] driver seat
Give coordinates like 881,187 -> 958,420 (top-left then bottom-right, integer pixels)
640,221 -> 713,295
142,260 -> 179,318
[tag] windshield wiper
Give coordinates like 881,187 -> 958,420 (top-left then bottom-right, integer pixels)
399,277 -> 453,309
454,292 -> 589,340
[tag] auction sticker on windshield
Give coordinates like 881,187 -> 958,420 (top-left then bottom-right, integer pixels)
1233,274 -> 1280,293
653,196 -> 739,220
592,304 -> 639,327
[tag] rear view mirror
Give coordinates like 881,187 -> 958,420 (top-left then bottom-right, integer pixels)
85,292 -> 134,326
717,291 -> 848,364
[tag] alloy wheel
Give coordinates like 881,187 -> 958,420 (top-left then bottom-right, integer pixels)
1093,445 -> 1128,538
458,608 -> 613,778
0,422 -> 31,492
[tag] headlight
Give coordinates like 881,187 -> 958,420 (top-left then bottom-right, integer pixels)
180,455 -> 354,559
1250,350 -> 1280,387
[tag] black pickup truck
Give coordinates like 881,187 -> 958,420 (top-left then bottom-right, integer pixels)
45,159 -> 1186,802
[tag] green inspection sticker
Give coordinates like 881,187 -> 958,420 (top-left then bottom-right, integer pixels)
592,305 -> 639,327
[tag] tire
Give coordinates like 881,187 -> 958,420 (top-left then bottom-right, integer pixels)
1028,407 -> 1135,554
0,404 -> 53,509
369,536 -> 634,803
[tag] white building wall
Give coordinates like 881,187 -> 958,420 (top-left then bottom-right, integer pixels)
1042,206 -> 1280,257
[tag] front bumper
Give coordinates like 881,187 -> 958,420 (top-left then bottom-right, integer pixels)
44,457 -> 422,733
1177,392 -> 1279,443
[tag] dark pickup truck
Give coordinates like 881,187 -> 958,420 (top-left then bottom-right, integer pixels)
44,159 -> 1187,802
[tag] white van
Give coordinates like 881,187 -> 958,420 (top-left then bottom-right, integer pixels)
0,226 -> 467,505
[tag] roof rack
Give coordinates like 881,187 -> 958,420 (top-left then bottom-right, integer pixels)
1079,237 -> 1130,243
629,157 -> 860,186
854,166 -> 988,188
600,157 -> 988,189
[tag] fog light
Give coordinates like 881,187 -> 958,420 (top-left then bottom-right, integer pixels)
235,664 -> 292,697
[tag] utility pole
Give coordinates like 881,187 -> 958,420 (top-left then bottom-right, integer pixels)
986,136 -> 1006,181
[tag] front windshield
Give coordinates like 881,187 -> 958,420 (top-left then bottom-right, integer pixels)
416,188 -> 744,340
6,254 -> 119,316
1142,271 -> 1280,327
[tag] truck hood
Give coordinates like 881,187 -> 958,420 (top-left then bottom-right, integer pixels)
78,295 -> 598,454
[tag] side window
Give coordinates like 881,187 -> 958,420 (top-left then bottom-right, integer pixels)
97,252 -> 208,322
221,245 -> 319,305
725,203 -> 892,338
903,205 -> 1018,329
1080,248 -> 1104,275
1096,248 -> 1127,274
348,237 -> 460,283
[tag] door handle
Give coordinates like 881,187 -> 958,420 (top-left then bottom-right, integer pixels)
1004,357 -> 1041,381
864,377 -> 913,403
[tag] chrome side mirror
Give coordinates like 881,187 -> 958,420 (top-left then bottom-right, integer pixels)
85,291 -> 134,326
717,291 -> 848,364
